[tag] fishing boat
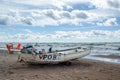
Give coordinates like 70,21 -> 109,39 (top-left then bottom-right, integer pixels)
18,46 -> 91,64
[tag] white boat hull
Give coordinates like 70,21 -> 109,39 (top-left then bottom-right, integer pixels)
18,48 -> 90,64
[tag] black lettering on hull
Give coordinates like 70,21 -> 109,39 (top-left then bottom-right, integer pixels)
48,55 -> 52,59
53,55 -> 57,60
43,55 -> 47,59
39,54 -> 58,60
39,55 -> 43,59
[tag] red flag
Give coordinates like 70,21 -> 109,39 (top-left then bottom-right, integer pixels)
16,43 -> 21,49
6,44 -> 11,52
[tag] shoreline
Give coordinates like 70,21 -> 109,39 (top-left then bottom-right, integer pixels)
92,54 -> 120,59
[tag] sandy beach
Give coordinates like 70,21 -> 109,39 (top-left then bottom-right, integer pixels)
0,52 -> 120,80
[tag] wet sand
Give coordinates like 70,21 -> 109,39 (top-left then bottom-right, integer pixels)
0,52 -> 120,80
93,54 -> 120,59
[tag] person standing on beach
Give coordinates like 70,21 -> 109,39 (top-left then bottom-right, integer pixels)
49,47 -> 52,53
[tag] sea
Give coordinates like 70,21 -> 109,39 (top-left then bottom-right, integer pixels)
0,42 -> 120,64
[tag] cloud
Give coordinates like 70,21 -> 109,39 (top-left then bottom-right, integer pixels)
72,10 -> 88,19
104,18 -> 118,26
0,9 -> 90,26
89,0 -> 109,9
43,9 -> 60,20
21,17 -> 33,25
62,0 -> 120,10
89,0 -> 120,10
5,0 -> 120,11
0,14 -> 34,25
107,0 -> 120,9
0,15 -> 16,25
97,18 -> 118,26
0,0 -> 119,26
1,30 -> 119,42
60,11 -> 72,19
0,8 -> 119,26
0,16 -> 8,25
9,0 -> 72,10
24,29 -> 33,33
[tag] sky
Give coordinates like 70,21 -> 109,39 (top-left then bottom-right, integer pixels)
0,0 -> 120,42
